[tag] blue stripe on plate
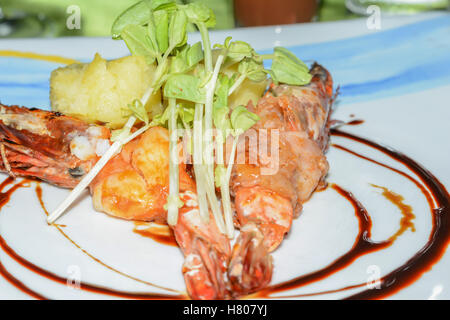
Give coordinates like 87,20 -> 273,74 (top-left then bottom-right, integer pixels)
0,15 -> 449,109
276,15 -> 450,103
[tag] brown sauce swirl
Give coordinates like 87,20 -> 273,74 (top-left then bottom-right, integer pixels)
254,129 -> 449,299
133,221 -> 177,247
371,184 -> 416,242
332,129 -> 449,299
0,179 -> 184,299
35,184 -> 182,296
346,119 -> 365,126
253,183 -> 392,298
0,128 -> 448,300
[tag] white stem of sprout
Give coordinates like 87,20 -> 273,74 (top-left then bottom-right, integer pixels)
167,98 -> 180,226
203,168 -> 225,233
203,55 -> 224,178
193,103 -> 209,223
140,88 -> 154,107
228,73 -> 246,96
140,47 -> 172,107
47,116 -> 136,224
220,177 -> 233,238
226,136 -> 239,180
202,54 -> 226,233
221,136 -> 239,238
216,134 -> 233,239
47,42 -> 191,226
122,123 -> 150,145
198,24 -> 212,73
216,135 -> 224,166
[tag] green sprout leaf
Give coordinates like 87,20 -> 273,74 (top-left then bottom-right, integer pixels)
230,105 -> 260,135
154,10 -> 170,54
170,42 -> 204,74
164,74 -> 206,103
178,103 -> 195,124
170,45 -> 189,74
227,41 -> 254,64
238,58 -> 266,82
150,102 -> 172,127
214,74 -> 231,107
183,2 -> 216,28
111,0 -> 152,39
128,99 -> 149,124
151,0 -> 177,12
186,42 -> 204,67
213,106 -> 231,137
146,14 -> 159,55
215,37 -> 261,68
120,25 -> 157,64
168,9 -> 188,50
110,119 -> 135,142
270,47 -> 312,85
213,74 -> 232,140
112,0 -> 313,235
213,36 -> 232,50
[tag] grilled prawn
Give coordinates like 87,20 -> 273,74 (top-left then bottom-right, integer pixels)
0,63 -> 334,299
90,126 -> 231,299
0,105 -> 231,300
228,63 -> 334,295
0,105 -> 110,187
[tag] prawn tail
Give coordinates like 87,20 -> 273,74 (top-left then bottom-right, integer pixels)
181,237 -> 231,300
228,223 -> 273,297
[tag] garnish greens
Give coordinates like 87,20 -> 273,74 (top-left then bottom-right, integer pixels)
48,0 -> 312,235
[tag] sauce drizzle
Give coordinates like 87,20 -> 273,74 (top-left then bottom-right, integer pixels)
1,50 -> 447,300
371,184 -> 416,242
346,119 -> 365,126
35,184 -> 182,295
254,129 -> 449,299
254,183 -> 392,299
133,221 -> 177,247
0,179 -> 184,299
0,128 -> 448,300
0,178 -> 46,299
332,129 -> 449,299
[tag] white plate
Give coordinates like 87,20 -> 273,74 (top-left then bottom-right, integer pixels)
0,12 -> 449,300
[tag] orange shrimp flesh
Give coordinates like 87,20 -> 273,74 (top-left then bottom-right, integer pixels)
0,104 -> 110,187
229,63 -> 334,296
92,127 -> 232,299
0,108 -> 231,299
0,63 -> 335,299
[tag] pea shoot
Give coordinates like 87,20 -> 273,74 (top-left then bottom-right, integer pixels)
107,0 -> 312,233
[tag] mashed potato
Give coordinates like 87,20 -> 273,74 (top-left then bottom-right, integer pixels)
50,53 -> 162,128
